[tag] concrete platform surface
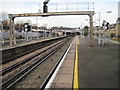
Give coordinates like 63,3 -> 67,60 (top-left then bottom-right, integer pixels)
78,36 -> 119,89
50,37 -> 76,88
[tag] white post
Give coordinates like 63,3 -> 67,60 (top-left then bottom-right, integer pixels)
83,29 -> 84,38
98,12 -> 101,45
81,25 -> 82,37
80,30 -> 82,37
102,22 -> 106,46
26,32 -> 29,41
102,31 -> 106,46
65,30 -> 66,36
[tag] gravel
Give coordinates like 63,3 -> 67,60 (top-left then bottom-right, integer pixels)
1,39 -> 66,83
14,37 -> 73,89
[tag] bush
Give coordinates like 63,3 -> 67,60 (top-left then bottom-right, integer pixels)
97,33 -> 99,37
110,33 -> 115,38
84,29 -> 88,36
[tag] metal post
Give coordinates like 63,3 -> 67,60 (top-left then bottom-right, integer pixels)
81,23 -> 84,38
64,30 -> 66,36
93,2 -> 94,11
102,29 -> 105,46
44,27 -> 45,38
83,29 -> 84,38
98,12 -> 101,45
80,25 -> 82,37
88,2 -> 89,11
56,3 -> 58,12
66,3 -> 68,12
81,29 -> 82,37
77,2 -> 78,11
89,14 -> 94,47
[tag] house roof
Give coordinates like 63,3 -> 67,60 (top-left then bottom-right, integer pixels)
117,18 -> 120,22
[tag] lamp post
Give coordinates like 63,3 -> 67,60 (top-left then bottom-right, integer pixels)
81,23 -> 84,38
43,24 -> 47,38
97,11 -> 111,45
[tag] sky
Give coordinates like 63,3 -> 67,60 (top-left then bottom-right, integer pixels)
0,0 -> 119,28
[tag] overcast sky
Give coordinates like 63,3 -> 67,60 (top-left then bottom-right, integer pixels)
0,0 -> 119,28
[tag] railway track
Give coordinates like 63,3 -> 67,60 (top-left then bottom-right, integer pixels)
1,37 -> 66,65
0,36 -> 73,90
40,37 -> 74,89
0,39 -> 66,76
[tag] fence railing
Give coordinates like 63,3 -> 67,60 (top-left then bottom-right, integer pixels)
0,31 -> 41,40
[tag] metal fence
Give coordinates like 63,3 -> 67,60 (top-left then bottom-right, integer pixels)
0,31 -> 41,40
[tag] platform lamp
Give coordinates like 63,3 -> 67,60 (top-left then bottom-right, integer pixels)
43,0 -> 50,13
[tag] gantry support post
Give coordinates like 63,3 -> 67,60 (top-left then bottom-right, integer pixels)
9,15 -> 13,47
9,14 -> 16,47
13,18 -> 16,45
89,13 -> 94,47
8,11 -> 95,47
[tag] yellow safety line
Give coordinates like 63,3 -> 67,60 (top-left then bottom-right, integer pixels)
73,36 -> 79,89
77,36 -> 80,44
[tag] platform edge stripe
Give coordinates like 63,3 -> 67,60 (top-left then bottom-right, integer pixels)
73,37 -> 79,89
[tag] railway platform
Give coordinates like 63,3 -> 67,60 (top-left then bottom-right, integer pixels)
1,35 -> 119,89
0,36 -> 64,50
78,36 -> 118,89
46,36 -> 119,89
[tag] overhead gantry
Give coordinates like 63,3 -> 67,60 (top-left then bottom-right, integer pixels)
8,11 -> 95,47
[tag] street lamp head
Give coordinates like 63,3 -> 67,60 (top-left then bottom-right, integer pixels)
43,0 -> 50,13
107,11 -> 111,13
43,0 -> 50,4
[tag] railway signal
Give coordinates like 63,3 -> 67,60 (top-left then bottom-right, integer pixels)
24,23 -> 31,32
43,0 -> 50,13
102,20 -> 109,46
102,20 -> 109,30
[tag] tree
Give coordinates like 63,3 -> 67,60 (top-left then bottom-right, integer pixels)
0,11 -> 9,30
2,20 -> 9,30
84,26 -> 89,36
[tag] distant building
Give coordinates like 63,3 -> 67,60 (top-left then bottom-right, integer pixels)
109,24 -> 116,29
116,18 -> 120,36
